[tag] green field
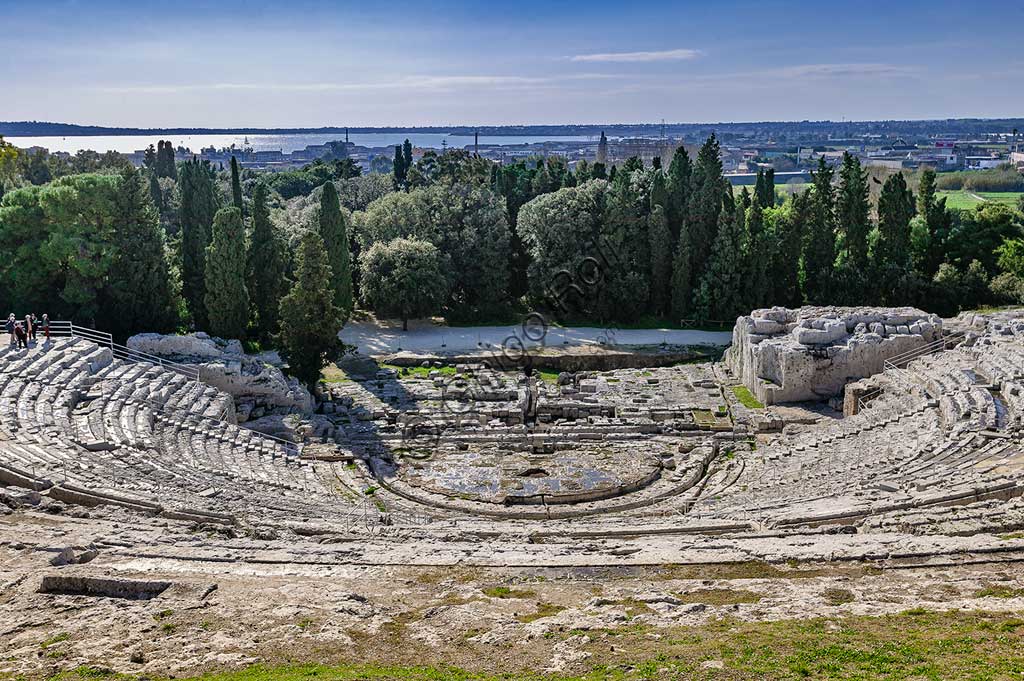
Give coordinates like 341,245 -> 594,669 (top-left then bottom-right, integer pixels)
937,190 -> 1023,211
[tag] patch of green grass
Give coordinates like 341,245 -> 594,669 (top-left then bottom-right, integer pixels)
537,370 -> 560,384
482,586 -> 536,599
320,363 -> 352,384
672,588 -> 763,605
40,632 -> 69,648
380,364 -> 457,380
974,584 -> 1024,599
49,610 -> 1024,680
731,385 -> 765,409
517,602 -> 566,623
823,588 -> 856,606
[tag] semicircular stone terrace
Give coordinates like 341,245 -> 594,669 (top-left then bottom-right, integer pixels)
2,306 -> 1024,543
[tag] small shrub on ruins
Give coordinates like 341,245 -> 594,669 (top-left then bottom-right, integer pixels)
974,584 -> 1024,599
823,588 -> 856,606
482,585 -> 536,599
517,603 -> 565,623
40,632 -> 69,648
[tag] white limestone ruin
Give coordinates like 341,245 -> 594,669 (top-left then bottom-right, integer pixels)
127,332 -> 313,419
726,306 -> 942,405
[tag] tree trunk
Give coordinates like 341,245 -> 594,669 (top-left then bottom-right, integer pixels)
403,316 -> 408,331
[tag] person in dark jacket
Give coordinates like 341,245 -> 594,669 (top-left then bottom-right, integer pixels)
13,322 -> 27,349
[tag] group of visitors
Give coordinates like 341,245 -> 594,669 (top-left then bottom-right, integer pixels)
5,313 -> 49,350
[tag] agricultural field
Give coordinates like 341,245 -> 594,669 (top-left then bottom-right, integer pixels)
937,190 -> 1023,211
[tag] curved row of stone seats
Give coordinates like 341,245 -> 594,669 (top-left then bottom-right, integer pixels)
902,352 -> 1002,432
698,405 -> 944,517
1,337 -> 347,523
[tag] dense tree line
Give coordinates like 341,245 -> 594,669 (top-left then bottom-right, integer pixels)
3,133 -> 1023,389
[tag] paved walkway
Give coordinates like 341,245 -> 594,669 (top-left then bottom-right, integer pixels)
339,321 -> 733,355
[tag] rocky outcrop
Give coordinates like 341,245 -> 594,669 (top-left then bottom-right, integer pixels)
127,332 -> 313,420
726,306 -> 942,405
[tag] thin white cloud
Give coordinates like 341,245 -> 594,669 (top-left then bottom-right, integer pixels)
91,73 -> 625,95
569,48 -> 703,63
770,63 -> 921,79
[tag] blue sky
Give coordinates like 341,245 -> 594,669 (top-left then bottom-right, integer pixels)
2,0 -> 1023,127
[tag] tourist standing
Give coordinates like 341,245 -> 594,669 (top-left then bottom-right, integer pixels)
41,314 -> 50,341
5,314 -> 15,347
24,314 -> 34,344
13,322 -> 27,349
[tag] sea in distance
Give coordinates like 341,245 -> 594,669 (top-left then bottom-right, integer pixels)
6,132 -> 597,155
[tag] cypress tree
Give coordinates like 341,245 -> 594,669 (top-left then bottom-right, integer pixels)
916,168 -> 951,277
761,168 -> 776,208
318,182 -> 354,319
687,134 -> 726,287
179,159 -> 218,329
393,145 -> 407,189
696,209 -> 746,320
666,145 -> 693,241
148,171 -> 163,213
836,152 -> 870,271
155,141 -> 177,179
204,207 -> 250,339
106,167 -> 179,338
670,224 -> 694,320
402,139 -> 413,172
753,169 -> 766,209
277,230 -> 343,388
800,158 -> 837,303
230,156 -> 244,216
744,201 -> 770,310
247,183 -> 288,342
875,172 -> 915,270
648,203 -> 672,317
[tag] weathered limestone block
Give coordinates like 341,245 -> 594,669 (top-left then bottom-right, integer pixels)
127,332 -> 313,417
726,306 -> 941,405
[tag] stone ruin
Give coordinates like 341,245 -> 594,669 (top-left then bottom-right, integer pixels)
127,332 -> 313,421
726,306 -> 942,405
3,306 -> 1024,568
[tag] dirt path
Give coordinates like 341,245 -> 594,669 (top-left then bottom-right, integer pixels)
339,319 -> 732,355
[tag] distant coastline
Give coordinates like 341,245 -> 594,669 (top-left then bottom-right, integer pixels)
5,118 -> 1024,139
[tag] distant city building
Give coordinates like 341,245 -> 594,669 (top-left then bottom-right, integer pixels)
596,131 -> 608,164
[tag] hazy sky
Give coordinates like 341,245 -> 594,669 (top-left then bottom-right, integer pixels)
3,0 -> 1023,127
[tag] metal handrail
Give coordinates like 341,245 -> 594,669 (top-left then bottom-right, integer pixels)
48,321 -> 201,381
43,320 -> 302,457
885,331 -> 965,367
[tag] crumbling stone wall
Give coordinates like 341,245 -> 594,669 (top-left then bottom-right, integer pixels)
726,306 -> 941,405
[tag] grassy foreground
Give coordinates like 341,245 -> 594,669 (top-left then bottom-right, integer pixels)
46,609 -> 1024,681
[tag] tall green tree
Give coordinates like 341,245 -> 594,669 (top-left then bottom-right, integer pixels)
800,158 -> 837,303
744,201 -> 770,310
836,152 -> 870,271
203,204 -> 249,337
666,145 -> 692,242
648,203 -> 673,316
695,208 -> 746,320
179,159 -> 218,328
247,183 -> 288,342
277,230 -> 343,387
106,168 -> 180,338
318,181 -> 354,319
687,134 -> 726,288
230,156 -> 244,216
914,168 -> 952,277
875,172 -> 916,271
204,207 -> 249,339
360,237 -> 449,331
155,141 -> 177,180
670,224 -> 694,320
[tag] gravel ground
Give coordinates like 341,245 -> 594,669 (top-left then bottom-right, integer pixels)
338,319 -> 732,355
